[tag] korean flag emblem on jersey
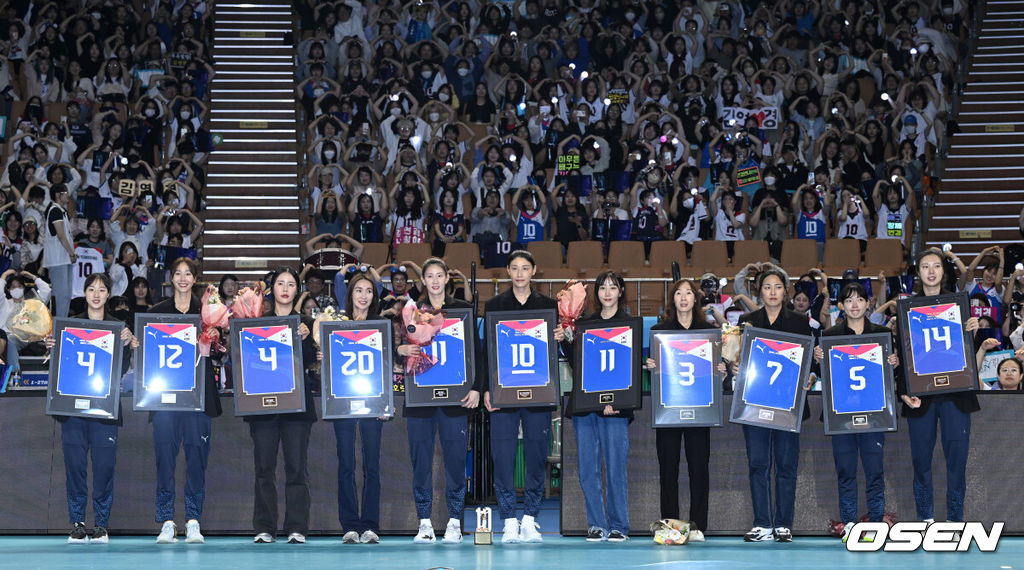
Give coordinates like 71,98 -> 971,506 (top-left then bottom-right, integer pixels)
660,339 -> 714,408
240,326 -> 295,396
330,329 -> 384,399
908,304 -> 966,376
581,327 -> 633,393
829,344 -> 886,415
415,318 -> 466,388
57,328 -> 116,398
743,338 -> 804,411
143,324 -> 197,392
496,319 -> 550,388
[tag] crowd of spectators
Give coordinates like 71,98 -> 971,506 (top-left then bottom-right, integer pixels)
0,0 -> 213,371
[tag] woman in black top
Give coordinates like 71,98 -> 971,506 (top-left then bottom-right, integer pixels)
483,250 -> 564,543
738,268 -> 813,543
148,257 -> 221,545
399,258 -> 483,544
645,278 -> 725,542
463,82 -> 497,123
334,271 -> 388,544
248,267 -> 317,545
564,271 -> 634,542
899,248 -> 980,524
814,281 -> 900,538
47,272 -> 134,544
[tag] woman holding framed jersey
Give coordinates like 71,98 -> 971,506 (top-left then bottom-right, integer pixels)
564,271 -> 634,543
814,281 -> 900,540
645,278 -> 728,543
47,273 -> 135,544
898,248 -> 980,524
483,250 -> 565,544
738,268 -> 813,543
399,258 -> 483,544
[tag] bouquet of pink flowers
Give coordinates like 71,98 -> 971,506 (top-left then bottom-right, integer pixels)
231,282 -> 266,319
400,299 -> 446,375
556,280 -> 588,342
199,285 -> 229,356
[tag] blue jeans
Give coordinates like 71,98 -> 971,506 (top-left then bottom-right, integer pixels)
152,411 -> 212,522
6,335 -> 23,371
573,413 -> 630,535
831,432 -> 885,523
61,417 -> 117,527
907,399 -> 971,521
407,410 -> 469,520
742,425 -> 800,529
490,408 -> 551,520
333,418 -> 382,533
49,263 -> 72,318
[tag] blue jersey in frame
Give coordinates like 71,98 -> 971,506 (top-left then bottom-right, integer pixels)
57,328 -> 116,398
239,325 -> 296,396
829,343 -> 887,414
743,337 -> 804,411
660,339 -> 714,408
329,329 -> 385,398
907,303 -> 967,376
415,318 -> 467,388
143,323 -> 197,392
495,319 -> 550,388
581,326 -> 633,393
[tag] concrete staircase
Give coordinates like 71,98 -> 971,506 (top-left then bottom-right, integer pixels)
927,0 -> 1024,257
202,0 -> 301,281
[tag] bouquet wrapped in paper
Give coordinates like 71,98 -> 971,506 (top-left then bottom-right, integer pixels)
231,282 -> 266,319
721,323 -> 743,363
199,285 -> 229,356
650,519 -> 692,546
312,305 -> 348,347
400,299 -> 445,375
556,280 -> 588,342
7,299 -> 51,343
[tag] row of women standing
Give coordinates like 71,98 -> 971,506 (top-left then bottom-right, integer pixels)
56,248 -> 980,544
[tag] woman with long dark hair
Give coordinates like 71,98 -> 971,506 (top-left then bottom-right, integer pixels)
334,271 -> 387,544
899,248 -> 980,525
566,271 -> 634,542
738,268 -> 812,543
400,258 -> 482,544
249,266 -> 317,544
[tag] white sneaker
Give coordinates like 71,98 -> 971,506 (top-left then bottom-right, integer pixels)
360,530 -> 380,544
185,520 -> 204,544
520,515 -> 542,543
342,530 -> 360,544
414,519 -> 436,544
156,521 -> 177,544
287,533 -> 306,544
688,529 -> 705,542
442,519 -> 462,544
501,518 -> 520,544
254,533 -> 275,543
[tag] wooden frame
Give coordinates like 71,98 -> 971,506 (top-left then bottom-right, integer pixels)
897,292 -> 979,397
820,333 -> 898,435
572,317 -> 643,414
650,329 -> 723,427
320,319 -> 395,419
729,326 -> 813,433
486,309 -> 559,408
133,313 -> 205,412
230,316 -> 306,416
45,318 -> 125,420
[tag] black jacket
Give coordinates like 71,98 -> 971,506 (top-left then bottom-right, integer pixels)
739,306 -> 814,420
402,296 -> 487,418
149,295 -> 223,418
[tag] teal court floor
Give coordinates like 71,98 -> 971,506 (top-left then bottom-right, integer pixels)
2,535 -> 1020,569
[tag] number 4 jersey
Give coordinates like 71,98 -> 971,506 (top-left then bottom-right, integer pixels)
239,325 -> 296,395
57,328 -> 116,398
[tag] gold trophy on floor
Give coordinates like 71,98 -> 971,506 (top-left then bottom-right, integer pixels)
474,507 -> 493,545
